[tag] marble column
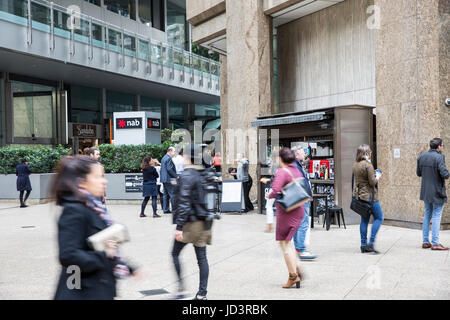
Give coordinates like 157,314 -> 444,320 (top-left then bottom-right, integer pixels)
374,0 -> 449,229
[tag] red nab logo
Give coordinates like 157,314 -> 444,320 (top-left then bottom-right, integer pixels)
116,118 -> 142,129
147,118 -> 161,129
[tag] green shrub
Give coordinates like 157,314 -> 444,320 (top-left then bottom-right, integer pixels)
0,145 -> 71,174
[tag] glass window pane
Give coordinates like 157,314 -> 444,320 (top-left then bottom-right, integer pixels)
107,28 -> 122,53
138,39 -> 149,60
106,91 -> 136,119
138,0 -> 151,25
1,0 -> 27,18
105,0 -> 136,20
70,86 -> 101,124
123,34 -> 136,56
32,95 -> 54,138
85,0 -> 101,6
141,97 -> 162,113
32,2 -> 51,28
167,0 -> 187,50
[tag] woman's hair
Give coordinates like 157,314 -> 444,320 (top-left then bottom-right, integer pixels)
141,156 -> 152,170
279,147 -> 296,164
50,155 -> 99,205
356,144 -> 372,162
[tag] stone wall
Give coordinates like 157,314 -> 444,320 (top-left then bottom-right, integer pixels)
375,0 -> 449,229
277,0 -> 375,113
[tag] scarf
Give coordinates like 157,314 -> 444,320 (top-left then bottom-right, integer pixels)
81,190 -> 131,279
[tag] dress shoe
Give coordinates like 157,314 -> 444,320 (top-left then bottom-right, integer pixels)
365,244 -> 380,254
282,273 -> 301,289
140,213 -> 147,218
20,205 -> 28,208
422,243 -> 432,249
163,211 -> 172,214
431,244 -> 449,251
153,214 -> 161,218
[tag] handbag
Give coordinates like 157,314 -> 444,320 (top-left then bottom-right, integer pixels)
87,223 -> 130,252
276,167 -> 313,212
350,174 -> 373,220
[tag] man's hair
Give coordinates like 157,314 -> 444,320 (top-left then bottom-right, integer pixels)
88,147 -> 99,156
292,146 -> 304,155
167,147 -> 176,153
430,138 -> 443,150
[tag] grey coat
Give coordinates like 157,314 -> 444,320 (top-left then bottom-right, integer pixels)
416,149 -> 450,204
237,158 -> 249,182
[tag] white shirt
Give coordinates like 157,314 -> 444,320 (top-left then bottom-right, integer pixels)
173,155 -> 185,174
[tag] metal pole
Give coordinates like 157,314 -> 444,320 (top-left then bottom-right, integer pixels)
135,34 -> 139,72
147,40 -> 152,74
159,42 -> 164,78
121,30 -> 125,69
27,0 -> 32,46
171,45 -> 174,80
88,17 -> 93,61
70,9 -> 75,56
50,2 -> 54,51
105,26 -> 110,65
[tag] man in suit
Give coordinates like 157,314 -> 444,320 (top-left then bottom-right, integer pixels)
161,147 -> 177,213
417,138 -> 450,250
292,147 -> 316,260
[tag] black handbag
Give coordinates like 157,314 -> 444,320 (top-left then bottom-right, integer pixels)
276,167 -> 313,212
350,174 -> 373,220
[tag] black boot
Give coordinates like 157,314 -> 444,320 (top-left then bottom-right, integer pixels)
360,245 -> 369,253
366,244 -> 379,254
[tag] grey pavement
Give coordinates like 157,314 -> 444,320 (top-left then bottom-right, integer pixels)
0,202 -> 448,300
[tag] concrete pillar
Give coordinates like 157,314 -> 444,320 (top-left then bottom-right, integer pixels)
374,0 -> 449,229
161,99 -> 170,129
223,0 -> 273,201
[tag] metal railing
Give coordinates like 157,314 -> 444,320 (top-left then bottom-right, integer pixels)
0,0 -> 220,88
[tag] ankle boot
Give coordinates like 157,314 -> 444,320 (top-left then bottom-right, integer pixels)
296,266 -> 304,281
282,273 -> 300,289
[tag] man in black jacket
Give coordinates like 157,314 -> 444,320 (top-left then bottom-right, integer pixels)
171,145 -> 211,300
417,138 -> 450,251
161,147 -> 177,213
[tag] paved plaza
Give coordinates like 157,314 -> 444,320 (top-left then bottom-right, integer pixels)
0,202 -> 448,300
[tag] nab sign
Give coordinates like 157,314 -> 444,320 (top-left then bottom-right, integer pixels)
116,118 -> 143,129
147,118 -> 161,129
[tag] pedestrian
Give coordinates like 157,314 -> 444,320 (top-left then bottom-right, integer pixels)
88,147 -> 100,162
213,152 -> 222,173
160,147 -> 178,214
16,158 -> 32,208
153,158 -> 164,211
173,150 -> 185,175
260,151 -> 279,233
236,153 -> 254,212
292,147 -> 316,260
353,144 -> 384,254
50,155 -> 139,300
417,138 -> 449,251
266,147 -> 305,289
140,156 -> 161,218
172,145 -> 212,300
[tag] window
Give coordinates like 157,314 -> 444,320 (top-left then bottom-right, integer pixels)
85,0 -> 101,6
70,86 -> 101,124
167,0 -> 188,50
105,0 -> 136,20
151,0 -> 165,31
141,97 -> 162,113
106,91 -> 136,119
138,0 -> 152,25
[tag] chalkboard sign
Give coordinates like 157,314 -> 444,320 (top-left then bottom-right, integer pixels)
125,175 -> 143,193
261,179 -> 272,214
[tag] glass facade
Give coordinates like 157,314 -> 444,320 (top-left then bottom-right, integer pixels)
12,81 -> 56,140
169,101 -> 186,130
106,90 -> 136,119
138,0 -> 151,26
105,0 -> 136,20
141,96 -> 162,113
70,86 -> 101,124
167,0 -> 188,50
0,75 -> 4,146
85,0 -> 101,6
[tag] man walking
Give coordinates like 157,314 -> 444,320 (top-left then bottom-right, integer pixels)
237,153 -> 253,212
88,147 -> 100,161
161,147 -> 177,214
417,138 -> 449,250
293,147 -> 316,260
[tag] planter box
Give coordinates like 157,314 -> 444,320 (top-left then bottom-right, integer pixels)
0,173 -> 55,203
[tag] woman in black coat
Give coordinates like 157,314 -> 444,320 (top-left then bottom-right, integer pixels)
16,158 -> 32,208
140,156 -> 160,218
50,155 -> 138,300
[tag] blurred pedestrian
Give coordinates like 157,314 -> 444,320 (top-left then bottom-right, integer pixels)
140,156 -> 160,218
213,152 -> 222,173
353,144 -> 384,254
173,150 -> 185,175
417,138 -> 449,250
292,147 -> 316,260
260,151 -> 279,233
266,147 -> 304,289
172,145 -> 212,300
16,158 -> 32,208
153,158 -> 164,211
51,155 -> 139,300
161,147 -> 177,214
88,147 -> 100,162
237,153 -> 254,212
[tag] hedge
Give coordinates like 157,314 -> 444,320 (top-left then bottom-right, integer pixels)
0,142 -> 174,174
0,145 -> 71,174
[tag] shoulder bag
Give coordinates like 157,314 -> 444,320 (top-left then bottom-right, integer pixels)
276,167 -> 313,212
350,173 -> 373,220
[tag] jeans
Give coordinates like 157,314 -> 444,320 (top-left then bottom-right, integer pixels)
423,202 -> 444,246
360,201 -> 384,246
141,196 -> 157,215
163,183 -> 175,212
171,240 -> 209,296
294,202 -> 310,252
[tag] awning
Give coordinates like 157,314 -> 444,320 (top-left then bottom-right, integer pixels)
251,111 -> 326,128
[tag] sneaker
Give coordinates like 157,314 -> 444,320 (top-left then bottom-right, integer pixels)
297,251 -> 316,260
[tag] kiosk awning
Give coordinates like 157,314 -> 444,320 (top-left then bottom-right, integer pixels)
251,111 -> 327,128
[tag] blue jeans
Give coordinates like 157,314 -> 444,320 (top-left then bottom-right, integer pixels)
163,183 -> 175,212
294,202 -> 310,252
423,202 -> 444,246
360,201 -> 384,246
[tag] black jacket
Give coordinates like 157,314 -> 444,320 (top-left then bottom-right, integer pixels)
173,165 -> 209,231
417,149 -> 450,204
54,196 -> 117,300
142,166 -> 159,181
160,154 -> 177,183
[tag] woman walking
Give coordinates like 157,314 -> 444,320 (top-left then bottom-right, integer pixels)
266,148 -> 305,289
140,156 -> 160,218
353,144 -> 384,254
16,158 -> 32,208
51,155 -> 138,299
153,159 -> 164,212
172,145 -> 212,300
